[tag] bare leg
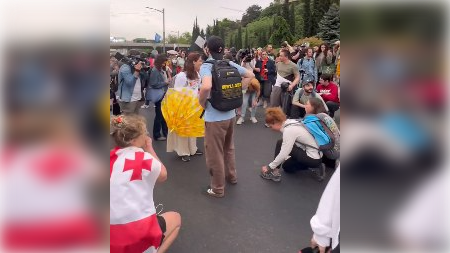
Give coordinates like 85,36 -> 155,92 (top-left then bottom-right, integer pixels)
157,212 -> 181,253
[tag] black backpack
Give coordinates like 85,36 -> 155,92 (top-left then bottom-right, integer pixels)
204,60 -> 243,111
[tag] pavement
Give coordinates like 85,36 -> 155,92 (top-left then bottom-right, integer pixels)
120,106 -> 334,253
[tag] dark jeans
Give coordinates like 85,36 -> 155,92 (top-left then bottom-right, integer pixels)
144,100 -> 151,106
274,139 -> 321,173
326,101 -> 340,118
153,100 -> 168,139
290,105 -> 306,119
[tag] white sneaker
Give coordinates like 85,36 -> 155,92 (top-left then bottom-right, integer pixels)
250,117 -> 258,124
141,104 -> 150,109
236,117 -> 244,125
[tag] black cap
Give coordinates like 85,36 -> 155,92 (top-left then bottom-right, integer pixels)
205,36 -> 224,60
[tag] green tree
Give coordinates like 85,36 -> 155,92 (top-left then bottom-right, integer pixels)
312,0 -> 331,36
269,16 -> 294,45
178,32 -> 192,45
244,28 -> 249,48
191,17 -> 200,45
200,28 -> 205,38
241,5 -> 263,27
213,19 -> 220,36
236,26 -> 243,49
303,0 -> 312,37
167,34 -> 178,44
283,0 -> 290,18
317,4 -> 340,43
289,2 -> 296,36
260,2 -> 281,18
230,34 -> 234,48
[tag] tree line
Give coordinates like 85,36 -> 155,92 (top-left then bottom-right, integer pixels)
186,0 -> 339,50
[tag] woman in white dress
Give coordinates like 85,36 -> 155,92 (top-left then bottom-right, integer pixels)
166,52 -> 204,162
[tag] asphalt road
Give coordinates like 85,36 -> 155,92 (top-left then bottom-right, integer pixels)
120,106 -> 333,253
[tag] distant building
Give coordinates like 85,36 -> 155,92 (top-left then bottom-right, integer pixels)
132,38 -> 155,43
110,37 -> 126,43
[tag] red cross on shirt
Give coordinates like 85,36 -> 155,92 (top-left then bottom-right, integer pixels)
123,152 -> 153,181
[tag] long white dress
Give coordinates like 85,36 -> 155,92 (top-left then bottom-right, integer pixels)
166,72 -> 201,157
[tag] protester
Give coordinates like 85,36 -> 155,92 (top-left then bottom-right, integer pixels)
298,47 -> 318,86
237,77 -> 260,125
117,59 -> 147,115
198,36 -> 254,197
256,50 -> 276,108
291,81 -> 328,119
315,43 -> 333,81
176,51 -> 186,74
270,49 -> 300,108
149,55 -> 170,141
167,52 -> 204,162
316,74 -> 340,118
110,115 -> 181,253
266,44 -> 276,61
261,107 -> 322,182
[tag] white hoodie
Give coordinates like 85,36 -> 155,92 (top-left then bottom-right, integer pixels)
310,165 -> 340,249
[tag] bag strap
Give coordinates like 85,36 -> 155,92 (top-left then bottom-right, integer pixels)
284,122 -> 321,151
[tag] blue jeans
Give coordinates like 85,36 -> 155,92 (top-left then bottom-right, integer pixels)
241,91 -> 257,119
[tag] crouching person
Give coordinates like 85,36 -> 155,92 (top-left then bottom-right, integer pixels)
110,115 -> 181,253
261,107 -> 322,182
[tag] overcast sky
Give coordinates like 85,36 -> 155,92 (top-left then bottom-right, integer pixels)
110,0 -> 274,40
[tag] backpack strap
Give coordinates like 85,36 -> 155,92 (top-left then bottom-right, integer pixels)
284,121 -> 321,151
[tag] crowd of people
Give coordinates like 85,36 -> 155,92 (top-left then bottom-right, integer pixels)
110,35 -> 340,253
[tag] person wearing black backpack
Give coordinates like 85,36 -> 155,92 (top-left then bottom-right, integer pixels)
198,36 -> 254,198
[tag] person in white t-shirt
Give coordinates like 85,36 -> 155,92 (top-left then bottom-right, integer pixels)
166,52 -> 204,162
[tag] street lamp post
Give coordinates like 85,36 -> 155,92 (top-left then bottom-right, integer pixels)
146,7 -> 165,54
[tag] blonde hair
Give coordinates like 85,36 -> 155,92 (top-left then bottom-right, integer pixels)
265,107 -> 287,125
110,115 -> 147,147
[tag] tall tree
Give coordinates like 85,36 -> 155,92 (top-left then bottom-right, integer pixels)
220,27 -> 225,41
289,2 -> 296,36
236,26 -> 243,49
241,5 -> 263,27
317,4 -> 340,43
303,0 -> 312,37
269,16 -> 294,45
312,0 -> 331,36
191,17 -> 199,45
200,28 -> 205,38
213,19 -> 220,36
244,28 -> 249,48
282,0 -> 290,18
230,34 -> 234,48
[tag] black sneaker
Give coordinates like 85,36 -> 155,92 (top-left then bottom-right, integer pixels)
260,169 -> 281,182
181,155 -> 190,162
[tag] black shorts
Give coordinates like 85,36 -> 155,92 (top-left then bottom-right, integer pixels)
157,215 -> 166,245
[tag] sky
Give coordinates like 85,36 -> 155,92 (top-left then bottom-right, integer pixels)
110,0 -> 275,41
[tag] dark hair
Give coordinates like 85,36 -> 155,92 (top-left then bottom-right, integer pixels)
281,42 -> 288,47
316,43 -> 330,59
184,52 -> 201,80
303,81 -> 314,87
280,49 -> 290,58
223,52 -> 234,61
154,55 -> 167,71
320,74 -> 332,82
308,97 -> 327,114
